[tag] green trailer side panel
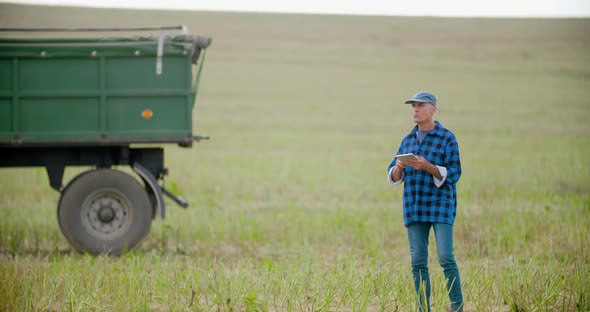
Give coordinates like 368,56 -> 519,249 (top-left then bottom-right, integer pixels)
20,58 -> 98,91
0,34 -> 211,145
0,59 -> 11,91
106,57 -> 186,90
20,97 -> 99,132
0,98 -> 11,132
107,96 -> 188,132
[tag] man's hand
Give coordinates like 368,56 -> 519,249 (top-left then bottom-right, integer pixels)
390,158 -> 406,182
406,156 -> 442,179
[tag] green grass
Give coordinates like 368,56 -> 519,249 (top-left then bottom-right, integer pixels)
1,3 -> 590,311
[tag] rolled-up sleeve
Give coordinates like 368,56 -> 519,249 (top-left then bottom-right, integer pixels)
432,165 -> 447,188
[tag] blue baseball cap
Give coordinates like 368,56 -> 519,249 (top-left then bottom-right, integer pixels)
404,91 -> 437,106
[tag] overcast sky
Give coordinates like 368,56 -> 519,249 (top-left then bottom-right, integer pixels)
6,0 -> 590,17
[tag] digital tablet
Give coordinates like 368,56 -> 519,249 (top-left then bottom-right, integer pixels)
395,153 -> 418,165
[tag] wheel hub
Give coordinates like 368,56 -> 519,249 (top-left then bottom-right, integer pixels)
81,188 -> 132,240
98,205 -> 115,222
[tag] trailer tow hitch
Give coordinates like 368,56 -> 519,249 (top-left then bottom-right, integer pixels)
161,187 -> 188,208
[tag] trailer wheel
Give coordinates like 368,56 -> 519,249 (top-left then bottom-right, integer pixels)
58,168 -> 152,255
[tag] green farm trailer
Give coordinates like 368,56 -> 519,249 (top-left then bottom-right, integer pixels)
0,26 -> 212,255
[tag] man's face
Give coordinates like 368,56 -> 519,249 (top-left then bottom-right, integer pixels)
411,102 -> 436,124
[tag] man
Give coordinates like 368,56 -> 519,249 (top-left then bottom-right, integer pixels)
388,91 -> 464,312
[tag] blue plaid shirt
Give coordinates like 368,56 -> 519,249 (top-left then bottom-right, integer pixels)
388,121 -> 461,226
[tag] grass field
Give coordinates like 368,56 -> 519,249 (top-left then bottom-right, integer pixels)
1,3 -> 589,311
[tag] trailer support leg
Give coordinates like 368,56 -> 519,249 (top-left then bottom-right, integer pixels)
46,164 -> 65,191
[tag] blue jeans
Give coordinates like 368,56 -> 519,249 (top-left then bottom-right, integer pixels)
407,222 -> 463,312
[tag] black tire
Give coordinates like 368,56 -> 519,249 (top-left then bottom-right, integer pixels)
58,168 -> 152,255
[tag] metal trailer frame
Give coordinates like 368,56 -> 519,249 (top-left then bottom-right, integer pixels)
0,26 -> 211,255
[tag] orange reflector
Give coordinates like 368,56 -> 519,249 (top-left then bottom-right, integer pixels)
142,109 -> 153,119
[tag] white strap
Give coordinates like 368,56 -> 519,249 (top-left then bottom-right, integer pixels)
156,33 -> 165,75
